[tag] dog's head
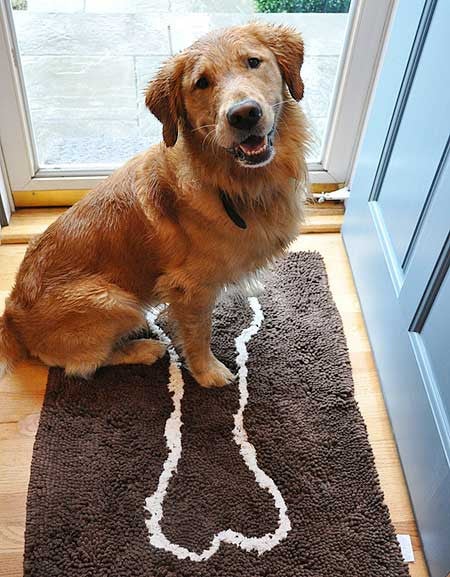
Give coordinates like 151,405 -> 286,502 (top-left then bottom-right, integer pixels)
145,23 -> 304,168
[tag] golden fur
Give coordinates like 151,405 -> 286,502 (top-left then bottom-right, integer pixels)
0,23 -> 309,387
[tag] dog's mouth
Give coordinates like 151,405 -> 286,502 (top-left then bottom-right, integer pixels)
230,130 -> 275,167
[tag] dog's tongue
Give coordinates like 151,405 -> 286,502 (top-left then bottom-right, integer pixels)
239,135 -> 266,155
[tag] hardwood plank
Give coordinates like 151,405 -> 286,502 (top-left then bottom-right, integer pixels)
0,552 -> 22,577
0,362 -> 47,424
0,208 -> 65,245
0,523 -> 24,552
0,424 -> 36,493
1,205 -> 343,246
305,199 -> 345,216
0,492 -> 27,525
301,212 -> 343,233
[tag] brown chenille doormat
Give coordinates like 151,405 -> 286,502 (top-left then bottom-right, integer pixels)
24,252 -> 409,577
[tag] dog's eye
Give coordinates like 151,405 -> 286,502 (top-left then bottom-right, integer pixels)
195,77 -> 209,89
248,57 -> 261,69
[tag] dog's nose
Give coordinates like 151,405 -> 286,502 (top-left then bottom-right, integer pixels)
227,99 -> 262,130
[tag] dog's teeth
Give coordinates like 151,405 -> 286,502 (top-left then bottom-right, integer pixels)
236,138 -> 270,162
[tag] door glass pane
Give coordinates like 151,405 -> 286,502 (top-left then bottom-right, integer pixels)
10,0 -> 352,169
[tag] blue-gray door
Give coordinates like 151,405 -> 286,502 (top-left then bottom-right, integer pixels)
342,0 -> 450,575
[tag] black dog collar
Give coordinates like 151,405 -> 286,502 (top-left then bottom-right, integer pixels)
220,189 -> 247,230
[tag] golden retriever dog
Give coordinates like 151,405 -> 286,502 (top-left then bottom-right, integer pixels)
0,23 -> 309,388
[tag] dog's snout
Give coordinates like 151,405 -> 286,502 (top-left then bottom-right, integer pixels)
227,99 -> 262,130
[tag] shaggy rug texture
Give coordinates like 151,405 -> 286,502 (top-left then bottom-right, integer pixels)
24,252 -> 409,577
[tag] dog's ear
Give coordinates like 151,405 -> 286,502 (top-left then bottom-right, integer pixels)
145,55 -> 185,147
256,24 -> 305,101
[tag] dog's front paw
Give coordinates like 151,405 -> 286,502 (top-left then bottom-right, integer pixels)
191,356 -> 235,388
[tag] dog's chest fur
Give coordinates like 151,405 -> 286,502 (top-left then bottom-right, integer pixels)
152,179 -> 304,300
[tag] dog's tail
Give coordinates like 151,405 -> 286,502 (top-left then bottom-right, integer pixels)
0,314 -> 25,379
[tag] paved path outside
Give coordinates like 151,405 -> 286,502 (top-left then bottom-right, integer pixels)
13,2 -> 349,166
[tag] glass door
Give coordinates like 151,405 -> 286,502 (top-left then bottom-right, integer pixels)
0,0 -> 397,198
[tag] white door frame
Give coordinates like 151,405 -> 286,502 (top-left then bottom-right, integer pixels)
0,0 -> 397,201
0,143 -> 14,224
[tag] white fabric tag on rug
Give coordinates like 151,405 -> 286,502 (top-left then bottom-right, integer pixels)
396,534 -> 414,563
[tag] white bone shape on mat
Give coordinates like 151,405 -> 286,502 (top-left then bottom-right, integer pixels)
144,297 -> 292,562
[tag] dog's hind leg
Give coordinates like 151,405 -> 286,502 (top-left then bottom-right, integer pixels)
18,280 -> 151,378
107,338 -> 166,367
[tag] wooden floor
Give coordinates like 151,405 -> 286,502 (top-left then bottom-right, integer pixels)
0,202 -> 345,245
0,223 -> 429,576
